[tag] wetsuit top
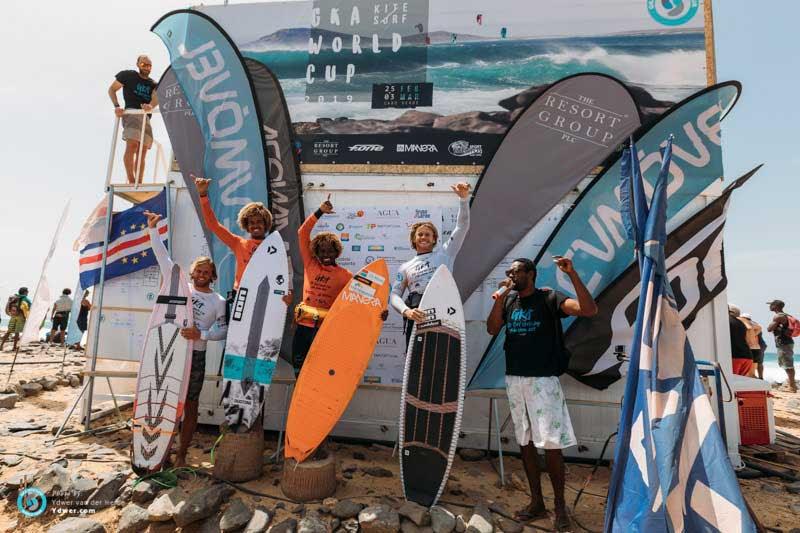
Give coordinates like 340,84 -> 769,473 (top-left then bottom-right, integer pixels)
149,227 -> 228,351
390,198 -> 470,315
200,195 -> 262,290
297,210 -> 352,328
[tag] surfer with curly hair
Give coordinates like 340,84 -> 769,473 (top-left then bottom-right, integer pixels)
144,210 -> 228,468
293,194 -> 388,375
194,175 -> 292,305
391,182 -> 471,345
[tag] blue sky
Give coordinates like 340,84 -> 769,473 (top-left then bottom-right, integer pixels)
0,0 -> 795,349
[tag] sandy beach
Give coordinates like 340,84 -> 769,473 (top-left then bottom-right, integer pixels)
0,344 -> 797,532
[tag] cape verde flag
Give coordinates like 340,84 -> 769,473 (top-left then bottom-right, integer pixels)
604,138 -> 754,532
79,190 -> 168,290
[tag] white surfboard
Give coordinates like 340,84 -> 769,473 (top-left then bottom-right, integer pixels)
132,263 -> 194,474
221,231 -> 289,432
398,265 -> 467,507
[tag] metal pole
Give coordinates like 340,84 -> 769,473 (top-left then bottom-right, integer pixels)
5,347 -> 20,384
52,380 -> 91,442
105,376 -> 123,423
165,183 -> 172,255
105,116 -> 121,189
492,397 -> 505,486
135,112 -> 148,188
486,397 -> 493,455
84,187 -> 115,429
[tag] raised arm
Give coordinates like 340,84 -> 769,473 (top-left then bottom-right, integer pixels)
443,183 -> 471,257
195,176 -> 243,251
299,195 -> 335,267
555,256 -> 598,318
144,210 -> 173,279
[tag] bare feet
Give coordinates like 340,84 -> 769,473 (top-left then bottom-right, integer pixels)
174,453 -> 187,468
514,501 -> 549,522
554,508 -> 572,532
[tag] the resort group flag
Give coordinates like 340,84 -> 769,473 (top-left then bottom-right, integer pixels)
79,190 -> 168,290
566,163 -> 762,389
152,9 -> 271,298
468,82 -> 741,391
604,138 -> 755,532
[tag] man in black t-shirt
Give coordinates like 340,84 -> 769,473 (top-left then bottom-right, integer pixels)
767,299 -> 796,392
108,55 -> 159,184
486,256 -> 597,531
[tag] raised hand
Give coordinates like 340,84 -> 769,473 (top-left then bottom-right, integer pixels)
553,255 -> 575,274
451,182 -> 471,199
319,193 -> 334,214
193,174 -> 211,196
143,210 -> 162,229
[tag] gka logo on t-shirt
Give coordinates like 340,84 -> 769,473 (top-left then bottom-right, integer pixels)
647,0 -> 699,26
135,82 -> 152,100
507,307 -> 540,335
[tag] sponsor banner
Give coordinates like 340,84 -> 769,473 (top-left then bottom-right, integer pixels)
311,205 -> 447,384
297,132 -> 501,164
198,0 -> 708,165
468,83 -> 742,390
454,73 -> 642,300
152,10 -> 271,298
568,165 -> 761,390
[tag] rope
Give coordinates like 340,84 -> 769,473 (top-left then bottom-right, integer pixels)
210,431 -> 226,465
134,466 -> 199,489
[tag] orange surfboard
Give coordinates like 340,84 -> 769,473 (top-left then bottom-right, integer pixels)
285,259 -> 390,462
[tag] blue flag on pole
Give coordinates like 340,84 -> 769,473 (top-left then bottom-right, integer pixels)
604,137 -> 755,532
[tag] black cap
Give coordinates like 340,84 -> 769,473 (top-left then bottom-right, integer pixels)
18,287 -> 28,295
767,299 -> 785,307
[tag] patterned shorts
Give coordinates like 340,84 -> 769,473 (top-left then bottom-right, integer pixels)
505,375 -> 577,450
777,344 -> 795,370
7,316 -> 25,334
186,350 -> 206,402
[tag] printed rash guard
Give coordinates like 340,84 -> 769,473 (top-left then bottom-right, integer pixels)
297,210 -> 352,328
148,226 -> 228,351
200,195 -> 292,290
390,197 -> 470,315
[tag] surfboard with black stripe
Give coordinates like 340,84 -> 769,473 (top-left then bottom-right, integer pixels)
399,265 -> 466,507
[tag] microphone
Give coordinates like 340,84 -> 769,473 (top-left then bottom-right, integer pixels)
492,286 -> 509,300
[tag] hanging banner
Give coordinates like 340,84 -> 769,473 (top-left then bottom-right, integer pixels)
453,73 -> 642,299
468,82 -> 741,390
568,165 -> 761,390
152,9 -> 272,298
197,0 -> 708,165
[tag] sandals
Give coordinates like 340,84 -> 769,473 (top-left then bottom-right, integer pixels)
514,505 -> 549,522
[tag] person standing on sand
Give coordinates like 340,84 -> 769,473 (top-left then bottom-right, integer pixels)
740,312 -> 764,379
144,210 -> 228,467
49,288 -> 73,347
767,299 -> 796,392
1,287 -> 31,352
108,55 -> 158,184
728,304 -> 754,377
71,290 -> 91,350
486,256 -> 597,532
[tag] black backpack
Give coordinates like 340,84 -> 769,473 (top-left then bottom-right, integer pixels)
504,289 -> 572,376
5,295 -> 21,317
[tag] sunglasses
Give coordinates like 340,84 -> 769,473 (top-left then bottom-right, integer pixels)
505,268 -> 529,277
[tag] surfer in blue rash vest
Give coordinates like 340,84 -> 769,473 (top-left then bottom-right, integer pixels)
144,210 -> 228,468
390,182 -> 471,346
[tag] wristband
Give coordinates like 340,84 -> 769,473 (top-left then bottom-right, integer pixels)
314,208 -> 324,219
114,104 -> 120,108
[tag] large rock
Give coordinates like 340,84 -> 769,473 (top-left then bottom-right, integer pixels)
118,504 -> 149,533
132,479 -> 161,503
174,484 -> 229,527
398,501 -> 430,527
298,513 -> 327,533
496,518 -> 522,533
465,506 -> 492,533
67,474 -> 97,505
456,449 -> 485,462
430,506 -> 456,533
6,470 -> 37,489
220,498 -> 253,532
455,515 -> 467,533
786,481 -> 800,494
268,517 -> 297,533
244,506 -> 271,533
0,393 -> 18,409
147,487 -> 187,521
86,471 -> 128,509
359,505 -> 401,533
42,377 -> 59,391
20,382 -> 43,396
362,466 -> 394,478
333,499 -> 364,519
36,464 -> 71,494
47,518 -> 106,533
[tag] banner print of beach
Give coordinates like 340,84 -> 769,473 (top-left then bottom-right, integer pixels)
199,0 -> 707,164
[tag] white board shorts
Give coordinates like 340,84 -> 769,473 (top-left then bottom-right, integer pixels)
505,375 -> 577,450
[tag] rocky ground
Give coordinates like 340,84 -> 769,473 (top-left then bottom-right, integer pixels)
0,344 -> 798,532
292,84 -> 673,136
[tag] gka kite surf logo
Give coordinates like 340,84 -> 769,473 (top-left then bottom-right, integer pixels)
448,140 -> 483,157
647,0 -> 699,26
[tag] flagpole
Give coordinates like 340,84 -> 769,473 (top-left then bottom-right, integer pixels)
84,187 -> 115,429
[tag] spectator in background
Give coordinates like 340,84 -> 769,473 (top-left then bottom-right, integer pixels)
767,299 -> 796,393
728,304 -> 753,376
50,288 -> 73,347
739,312 -> 764,379
71,290 -> 91,350
2,288 -> 31,352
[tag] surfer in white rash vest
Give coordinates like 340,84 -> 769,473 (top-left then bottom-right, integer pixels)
144,210 -> 228,468
391,182 -> 471,345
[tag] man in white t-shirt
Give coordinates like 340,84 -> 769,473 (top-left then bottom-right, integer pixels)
145,210 -> 228,467
50,288 -> 73,346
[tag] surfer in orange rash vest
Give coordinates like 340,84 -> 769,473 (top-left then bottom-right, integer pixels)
293,194 -> 388,376
194,175 -> 293,305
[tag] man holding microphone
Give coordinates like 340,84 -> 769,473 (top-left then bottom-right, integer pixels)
486,255 -> 597,531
